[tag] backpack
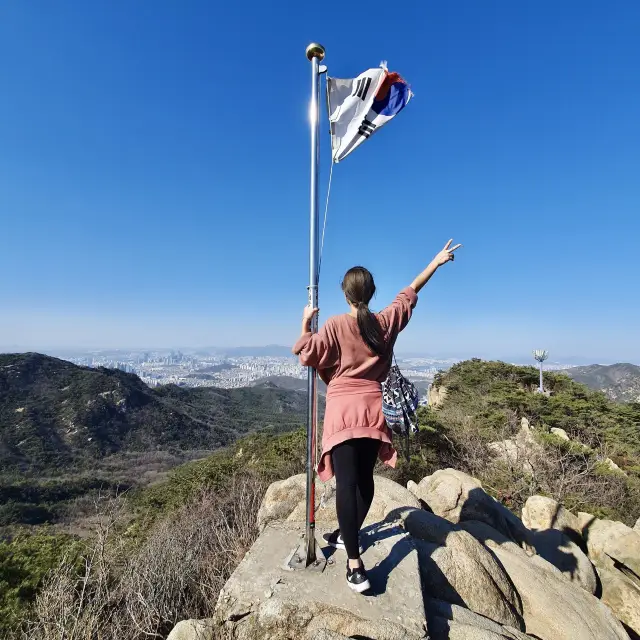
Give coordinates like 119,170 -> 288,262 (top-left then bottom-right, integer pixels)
382,357 -> 420,438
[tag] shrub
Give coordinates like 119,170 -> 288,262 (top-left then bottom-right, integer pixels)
398,360 -> 640,525
0,532 -> 83,637
18,475 -> 265,640
10,428 -> 308,640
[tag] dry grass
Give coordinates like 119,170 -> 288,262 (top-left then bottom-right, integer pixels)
16,473 -> 266,640
436,406 -> 633,517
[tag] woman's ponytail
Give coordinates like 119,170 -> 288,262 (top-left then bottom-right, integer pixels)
356,303 -> 385,356
342,268 -> 386,356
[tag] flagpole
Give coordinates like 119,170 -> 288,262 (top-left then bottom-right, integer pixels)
286,42 -> 327,572
303,42 -> 325,568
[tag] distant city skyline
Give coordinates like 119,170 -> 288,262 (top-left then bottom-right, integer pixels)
0,342 -> 635,367
10,347 -> 579,397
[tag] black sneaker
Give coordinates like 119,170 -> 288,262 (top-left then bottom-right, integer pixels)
323,530 -> 364,554
346,565 -> 371,594
323,530 -> 346,551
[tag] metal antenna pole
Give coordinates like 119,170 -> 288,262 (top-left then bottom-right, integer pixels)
287,42 -> 327,572
539,362 -> 543,393
533,350 -> 549,393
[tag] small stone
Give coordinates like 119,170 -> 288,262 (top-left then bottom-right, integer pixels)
522,495 -> 581,537
166,619 -> 216,640
550,427 -> 570,441
577,512 -> 596,533
602,458 -> 625,473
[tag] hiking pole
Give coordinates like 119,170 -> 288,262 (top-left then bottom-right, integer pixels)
287,42 -> 327,573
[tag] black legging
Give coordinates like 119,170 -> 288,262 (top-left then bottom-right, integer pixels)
331,438 -> 381,560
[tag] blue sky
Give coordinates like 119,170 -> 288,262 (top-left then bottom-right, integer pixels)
0,1 -> 638,362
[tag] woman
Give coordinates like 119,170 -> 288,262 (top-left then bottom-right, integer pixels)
293,239 -> 462,593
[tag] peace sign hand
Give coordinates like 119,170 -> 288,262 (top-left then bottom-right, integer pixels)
433,239 -> 462,266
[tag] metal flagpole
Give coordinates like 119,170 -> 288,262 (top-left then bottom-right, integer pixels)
287,42 -> 327,572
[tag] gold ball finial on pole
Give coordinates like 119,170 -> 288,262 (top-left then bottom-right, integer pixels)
305,43 -> 325,61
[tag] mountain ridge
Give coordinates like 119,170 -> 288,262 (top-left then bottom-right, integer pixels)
0,353 -> 308,477
563,362 -> 640,403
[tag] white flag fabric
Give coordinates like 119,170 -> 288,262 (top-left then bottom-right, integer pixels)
327,63 -> 412,163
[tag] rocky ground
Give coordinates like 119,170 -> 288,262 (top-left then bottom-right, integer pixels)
168,468 -> 640,640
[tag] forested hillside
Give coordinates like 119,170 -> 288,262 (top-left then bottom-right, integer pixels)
410,359 -> 640,521
0,353 -> 311,529
565,362 -> 640,403
3,358 -> 640,638
0,353 -> 310,476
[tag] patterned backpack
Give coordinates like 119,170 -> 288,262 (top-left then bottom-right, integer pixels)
382,357 -> 419,437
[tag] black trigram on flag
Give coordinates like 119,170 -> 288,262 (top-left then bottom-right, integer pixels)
352,76 -> 372,100
357,118 -> 377,138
